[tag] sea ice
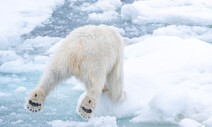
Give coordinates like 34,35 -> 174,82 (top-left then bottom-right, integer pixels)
1,0 -> 212,127
121,0 -> 212,25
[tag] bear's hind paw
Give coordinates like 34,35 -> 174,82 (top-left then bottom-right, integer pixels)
77,95 -> 96,120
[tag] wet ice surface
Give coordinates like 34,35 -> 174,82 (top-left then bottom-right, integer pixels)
1,0 -> 212,127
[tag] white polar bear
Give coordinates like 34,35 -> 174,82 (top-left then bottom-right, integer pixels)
26,25 -> 125,119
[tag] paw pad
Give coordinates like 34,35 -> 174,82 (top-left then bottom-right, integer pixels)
26,89 -> 45,113
81,106 -> 92,113
77,95 -> 96,120
27,99 -> 42,112
29,100 -> 41,107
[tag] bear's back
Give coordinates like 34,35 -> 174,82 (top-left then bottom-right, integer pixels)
62,25 -> 124,58
55,25 -> 124,76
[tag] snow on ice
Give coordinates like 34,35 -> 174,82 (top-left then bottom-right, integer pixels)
0,0 -> 212,127
47,36 -> 212,127
49,116 -> 118,127
95,36 -> 212,126
121,0 -> 212,25
0,0 -> 64,50
83,0 -> 122,22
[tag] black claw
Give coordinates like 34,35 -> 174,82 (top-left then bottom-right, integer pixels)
35,110 -> 37,112
27,107 -> 29,109
81,106 -> 92,113
30,109 -> 32,111
38,109 -> 40,111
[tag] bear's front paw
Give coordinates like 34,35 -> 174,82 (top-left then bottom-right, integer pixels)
26,88 -> 45,112
77,95 -> 96,120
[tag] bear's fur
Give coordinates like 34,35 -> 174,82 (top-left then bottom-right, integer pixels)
26,25 -> 125,119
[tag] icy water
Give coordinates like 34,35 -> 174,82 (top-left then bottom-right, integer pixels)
0,72 -> 79,127
23,0 -> 165,39
0,72 -> 179,127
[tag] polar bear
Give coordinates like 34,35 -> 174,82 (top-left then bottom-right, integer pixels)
26,25 -> 125,119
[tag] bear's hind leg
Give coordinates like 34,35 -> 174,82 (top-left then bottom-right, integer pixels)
106,59 -> 125,102
77,73 -> 106,119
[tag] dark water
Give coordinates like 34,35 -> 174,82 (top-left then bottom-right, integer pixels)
23,0 -> 164,39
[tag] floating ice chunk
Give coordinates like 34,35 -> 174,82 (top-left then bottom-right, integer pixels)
0,50 -> 21,64
49,116 -> 118,127
152,25 -> 212,44
88,11 -> 119,22
121,4 -> 138,21
0,92 -> 10,97
0,0 -> 64,48
121,0 -> 212,25
0,106 -> 8,112
0,59 -> 44,73
84,0 -> 122,22
179,118 -> 204,127
82,0 -> 122,12
14,87 -> 28,93
90,116 -> 118,127
17,36 -> 62,56
124,36 -> 212,124
34,56 -> 49,64
11,120 -> 24,125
